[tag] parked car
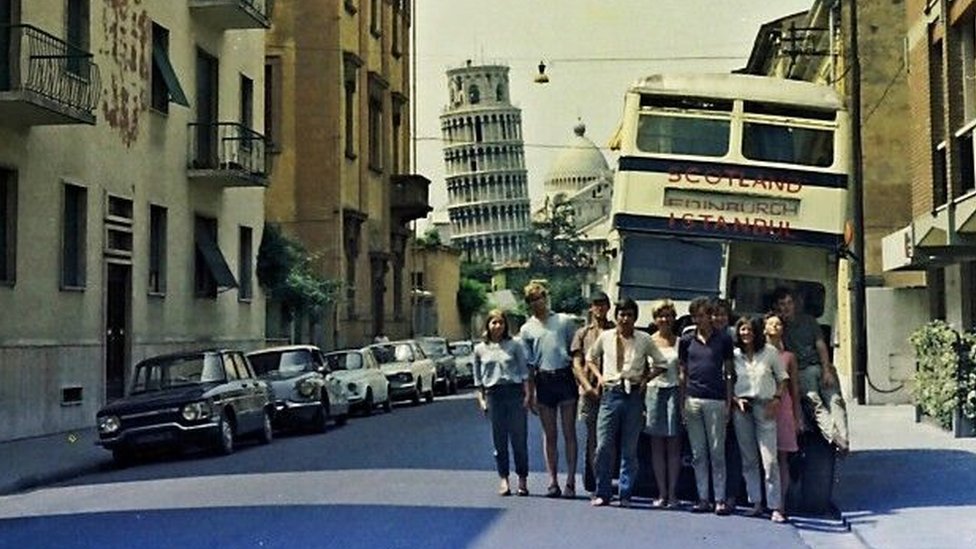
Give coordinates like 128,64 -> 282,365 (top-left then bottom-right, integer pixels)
96,350 -> 274,464
364,340 -> 436,404
419,336 -> 459,395
247,345 -> 350,433
322,348 -> 391,415
449,340 -> 475,388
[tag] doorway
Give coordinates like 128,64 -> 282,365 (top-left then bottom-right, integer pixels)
194,48 -> 218,168
105,263 -> 130,401
0,0 -> 14,91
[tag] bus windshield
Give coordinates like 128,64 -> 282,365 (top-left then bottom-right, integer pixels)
618,234 -> 724,301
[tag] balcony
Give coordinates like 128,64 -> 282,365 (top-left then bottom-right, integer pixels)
0,24 -> 100,127
189,0 -> 273,30
187,123 -> 269,188
391,174 -> 432,223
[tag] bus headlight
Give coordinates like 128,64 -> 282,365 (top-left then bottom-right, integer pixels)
98,415 -> 120,434
181,402 -> 211,422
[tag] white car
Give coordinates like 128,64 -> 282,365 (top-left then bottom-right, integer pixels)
449,340 -> 475,388
322,348 -> 391,415
247,345 -> 350,433
364,340 -> 436,404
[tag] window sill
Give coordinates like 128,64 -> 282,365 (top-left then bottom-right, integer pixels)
60,284 -> 86,292
344,1 -> 358,14
0,279 -> 14,288
239,296 -> 253,304
370,29 -> 381,39
149,105 -> 169,117
147,291 -> 166,299
368,162 -> 383,174
345,150 -> 358,161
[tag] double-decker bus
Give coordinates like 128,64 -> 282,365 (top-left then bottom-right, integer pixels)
607,73 -> 849,355
605,73 -> 850,512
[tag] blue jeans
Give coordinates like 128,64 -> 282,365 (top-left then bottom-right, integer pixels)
595,386 -> 644,500
487,384 -> 529,478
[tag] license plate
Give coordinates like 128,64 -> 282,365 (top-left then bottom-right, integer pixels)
134,432 -> 172,445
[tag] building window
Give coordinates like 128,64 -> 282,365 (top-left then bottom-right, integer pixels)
264,56 -> 282,152
240,74 -> 253,130
368,95 -> 383,171
391,0 -> 402,57
65,0 -> 90,77
468,84 -> 480,105
194,216 -> 219,298
0,170 -> 16,285
411,271 -> 424,290
370,0 -> 381,37
61,183 -> 87,290
151,22 -> 189,112
239,226 -> 253,301
343,52 -> 362,160
149,205 -> 167,295
392,94 -> 405,173
344,0 -> 358,15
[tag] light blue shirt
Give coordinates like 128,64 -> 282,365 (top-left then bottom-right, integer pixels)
472,338 -> 530,388
518,313 -> 575,372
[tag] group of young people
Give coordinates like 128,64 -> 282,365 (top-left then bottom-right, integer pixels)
471,282 -> 848,523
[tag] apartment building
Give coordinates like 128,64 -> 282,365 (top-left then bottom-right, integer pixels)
264,0 -> 429,350
884,0 -> 976,338
743,0 -> 922,404
0,0 -> 270,440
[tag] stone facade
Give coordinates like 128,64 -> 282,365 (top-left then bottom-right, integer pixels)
0,0 -> 270,440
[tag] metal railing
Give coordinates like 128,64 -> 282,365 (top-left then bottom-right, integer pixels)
0,24 -> 101,114
189,0 -> 274,25
187,122 -> 268,178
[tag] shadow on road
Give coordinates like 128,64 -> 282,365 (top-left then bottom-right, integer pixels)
0,503 -> 503,549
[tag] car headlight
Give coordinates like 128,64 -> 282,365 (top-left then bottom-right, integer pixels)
98,415 -> 120,434
181,401 -> 211,422
297,378 -> 317,398
346,382 -> 358,394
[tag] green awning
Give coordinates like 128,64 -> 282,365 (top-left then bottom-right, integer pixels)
152,42 -> 190,107
195,231 -> 237,291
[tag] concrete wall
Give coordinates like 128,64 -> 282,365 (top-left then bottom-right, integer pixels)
0,0 -> 267,440
413,246 -> 463,341
865,286 -> 929,404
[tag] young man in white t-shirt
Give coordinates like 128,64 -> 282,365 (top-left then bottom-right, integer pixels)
587,297 -> 667,507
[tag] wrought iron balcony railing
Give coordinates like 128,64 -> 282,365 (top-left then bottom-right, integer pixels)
187,122 -> 269,187
0,24 -> 101,125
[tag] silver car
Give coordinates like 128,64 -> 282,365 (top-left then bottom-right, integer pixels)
247,345 -> 350,433
364,340 -> 436,404
449,340 -> 475,388
323,348 -> 392,415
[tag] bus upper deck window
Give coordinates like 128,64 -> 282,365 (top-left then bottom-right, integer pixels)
742,123 -> 834,167
636,115 -> 730,157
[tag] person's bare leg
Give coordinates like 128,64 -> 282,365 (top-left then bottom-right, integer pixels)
559,400 -> 578,495
666,436 -> 682,503
778,450 -> 791,514
538,404 -> 559,490
650,436 -> 667,505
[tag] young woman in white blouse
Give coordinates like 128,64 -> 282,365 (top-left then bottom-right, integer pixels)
731,316 -> 789,523
644,300 -> 682,508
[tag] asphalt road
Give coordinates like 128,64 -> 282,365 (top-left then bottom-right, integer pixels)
0,391 -> 826,549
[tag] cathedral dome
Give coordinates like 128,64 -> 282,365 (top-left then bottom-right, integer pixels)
546,122 -> 610,182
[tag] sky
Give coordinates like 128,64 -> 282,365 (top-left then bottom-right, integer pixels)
412,1 -> 814,231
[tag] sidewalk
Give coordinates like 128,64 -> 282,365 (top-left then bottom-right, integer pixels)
829,404 -> 976,549
0,427 -> 107,496
1,405 -> 974,549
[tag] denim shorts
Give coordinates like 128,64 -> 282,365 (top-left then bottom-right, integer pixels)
535,368 -> 578,408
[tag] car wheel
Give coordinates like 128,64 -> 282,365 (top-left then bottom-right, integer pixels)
312,401 -> 330,434
216,412 -> 235,455
449,376 -> 459,395
425,377 -> 434,403
258,409 -> 273,445
335,411 -> 348,426
411,382 -> 422,405
112,448 -> 136,467
362,389 -> 374,416
382,396 -> 392,413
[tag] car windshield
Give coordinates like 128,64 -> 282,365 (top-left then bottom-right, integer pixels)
323,352 -> 363,371
419,339 -> 448,357
449,342 -> 472,356
370,343 -> 412,364
248,350 -> 311,376
129,354 -> 224,394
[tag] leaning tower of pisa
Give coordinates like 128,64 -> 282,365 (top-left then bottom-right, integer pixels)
441,61 -> 531,266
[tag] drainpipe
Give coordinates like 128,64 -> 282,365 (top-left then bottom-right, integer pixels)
849,0 -> 867,404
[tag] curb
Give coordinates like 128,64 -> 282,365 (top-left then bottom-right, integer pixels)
0,461 -> 107,497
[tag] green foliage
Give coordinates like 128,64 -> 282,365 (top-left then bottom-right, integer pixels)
457,277 -> 488,324
257,224 -> 341,316
415,227 -> 443,249
525,201 -> 592,271
504,268 -> 588,315
909,320 -> 976,429
460,259 -> 494,284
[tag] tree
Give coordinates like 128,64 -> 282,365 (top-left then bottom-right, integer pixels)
257,224 -> 341,318
457,277 -> 488,332
460,258 -> 494,284
508,200 -> 592,315
415,227 -> 443,249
